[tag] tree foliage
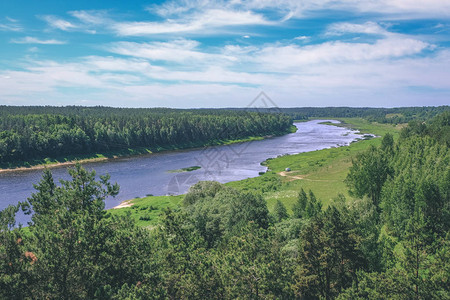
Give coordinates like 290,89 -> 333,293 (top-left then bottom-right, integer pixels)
0,106 -> 292,164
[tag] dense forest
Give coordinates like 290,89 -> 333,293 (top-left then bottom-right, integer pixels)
1,105 -> 447,165
234,106 -> 449,124
0,111 -> 448,299
0,106 -> 292,165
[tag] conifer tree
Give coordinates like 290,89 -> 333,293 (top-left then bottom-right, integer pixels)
292,188 -> 308,218
274,200 -> 288,222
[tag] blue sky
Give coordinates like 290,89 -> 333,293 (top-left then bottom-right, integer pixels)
0,0 -> 449,108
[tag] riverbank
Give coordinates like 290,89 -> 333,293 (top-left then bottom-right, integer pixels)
0,126 -> 297,173
109,118 -> 401,227
228,118 -> 403,211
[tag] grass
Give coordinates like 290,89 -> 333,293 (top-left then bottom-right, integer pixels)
385,113 -> 403,119
110,118 -> 402,226
107,195 -> 183,228
167,166 -> 201,173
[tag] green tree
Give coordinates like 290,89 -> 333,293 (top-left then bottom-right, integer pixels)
381,132 -> 395,154
293,206 -> 364,299
214,225 -> 294,299
32,165 -> 115,298
346,146 -> 391,207
184,182 -> 270,248
274,200 -> 289,222
292,188 -> 308,218
153,208 -> 221,299
305,190 -> 322,219
0,204 -> 33,299
20,164 -> 154,299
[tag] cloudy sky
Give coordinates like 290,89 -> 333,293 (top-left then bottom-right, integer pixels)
0,0 -> 449,108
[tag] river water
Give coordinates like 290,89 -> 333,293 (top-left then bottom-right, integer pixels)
0,120 -> 362,223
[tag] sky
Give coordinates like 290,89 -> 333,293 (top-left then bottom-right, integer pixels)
0,0 -> 449,108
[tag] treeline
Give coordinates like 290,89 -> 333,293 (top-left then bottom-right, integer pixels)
0,106 -> 292,164
401,110 -> 450,146
0,112 -> 448,299
232,106 -> 449,124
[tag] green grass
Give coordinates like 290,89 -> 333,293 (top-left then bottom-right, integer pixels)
167,166 -> 201,173
107,195 -> 183,228
385,113 -> 403,118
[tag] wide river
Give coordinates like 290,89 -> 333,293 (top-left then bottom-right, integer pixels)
0,120 -> 362,223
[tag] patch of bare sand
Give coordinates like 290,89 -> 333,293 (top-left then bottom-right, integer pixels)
278,171 -> 306,181
278,171 -> 337,182
113,200 -> 134,209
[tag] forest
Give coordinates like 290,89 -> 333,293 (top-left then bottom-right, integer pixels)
0,110 -> 448,299
235,105 -> 449,124
0,106 -> 292,165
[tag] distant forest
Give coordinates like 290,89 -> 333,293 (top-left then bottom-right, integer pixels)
0,105 -> 448,165
233,105 -> 449,124
0,106 -> 291,164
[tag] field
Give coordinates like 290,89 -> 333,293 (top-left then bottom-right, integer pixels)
109,118 -> 402,226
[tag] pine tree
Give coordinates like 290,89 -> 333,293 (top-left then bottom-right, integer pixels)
274,200 -> 289,222
292,188 -> 308,218
305,190 -> 322,218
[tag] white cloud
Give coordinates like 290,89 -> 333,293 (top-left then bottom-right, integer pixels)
113,9 -> 271,36
10,36 -> 66,45
5,17 -> 18,23
294,35 -> 309,40
107,39 -> 236,64
0,17 -> 22,32
0,24 -> 21,31
362,0 -> 450,17
42,15 -> 77,31
69,10 -> 108,24
252,36 -> 431,70
148,0 -> 211,17
149,0 -> 299,21
249,0 -> 450,19
148,0 -> 450,22
326,21 -> 388,36
83,56 -> 154,73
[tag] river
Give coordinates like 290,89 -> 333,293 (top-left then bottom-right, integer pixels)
0,120 -> 363,223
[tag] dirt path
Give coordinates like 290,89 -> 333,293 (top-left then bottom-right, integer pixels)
279,171 -> 306,181
113,200 -> 134,209
278,171 -> 338,182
